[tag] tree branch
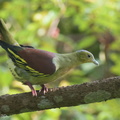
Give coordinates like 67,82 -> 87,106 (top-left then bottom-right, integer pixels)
0,76 -> 120,116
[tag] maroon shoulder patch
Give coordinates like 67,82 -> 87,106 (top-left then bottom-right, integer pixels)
18,48 -> 56,75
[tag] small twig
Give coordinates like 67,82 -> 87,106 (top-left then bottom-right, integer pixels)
0,19 -> 19,46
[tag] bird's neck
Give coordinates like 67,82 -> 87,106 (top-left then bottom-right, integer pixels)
53,52 -> 80,70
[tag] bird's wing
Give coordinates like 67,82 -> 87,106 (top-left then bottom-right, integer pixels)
0,41 -> 56,77
7,48 -> 56,77
0,40 -> 55,77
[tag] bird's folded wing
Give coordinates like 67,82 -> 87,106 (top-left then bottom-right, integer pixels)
7,48 -> 56,77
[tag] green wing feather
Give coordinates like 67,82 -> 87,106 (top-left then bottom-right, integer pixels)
8,48 -> 50,77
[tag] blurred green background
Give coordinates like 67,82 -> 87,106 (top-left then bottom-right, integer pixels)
0,0 -> 120,120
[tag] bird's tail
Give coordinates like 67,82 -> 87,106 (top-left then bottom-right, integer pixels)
0,40 -> 24,64
0,41 -> 11,51
0,40 -> 21,54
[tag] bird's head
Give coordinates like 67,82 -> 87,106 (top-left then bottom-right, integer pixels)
76,50 -> 99,65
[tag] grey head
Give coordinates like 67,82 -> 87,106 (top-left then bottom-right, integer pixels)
76,50 -> 99,65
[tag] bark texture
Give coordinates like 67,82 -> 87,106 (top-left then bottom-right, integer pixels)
0,76 -> 120,116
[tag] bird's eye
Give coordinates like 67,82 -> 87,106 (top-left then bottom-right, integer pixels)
87,54 -> 91,58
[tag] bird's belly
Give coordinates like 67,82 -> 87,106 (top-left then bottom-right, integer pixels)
28,68 -> 70,85
8,59 -> 72,85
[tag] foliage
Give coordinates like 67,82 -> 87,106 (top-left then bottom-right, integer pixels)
0,0 -> 120,119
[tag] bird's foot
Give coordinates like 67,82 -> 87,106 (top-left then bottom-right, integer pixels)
31,90 -> 37,97
24,81 -> 37,97
39,84 -> 48,95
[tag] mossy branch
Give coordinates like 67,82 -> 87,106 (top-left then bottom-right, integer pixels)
0,76 -> 120,116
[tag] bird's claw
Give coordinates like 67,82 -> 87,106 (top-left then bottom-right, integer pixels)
32,90 -> 37,97
39,84 -> 48,95
24,81 -> 38,97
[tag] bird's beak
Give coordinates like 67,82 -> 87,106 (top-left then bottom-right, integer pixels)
93,59 -> 99,66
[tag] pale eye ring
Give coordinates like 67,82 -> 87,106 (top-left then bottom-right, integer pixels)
87,54 -> 91,58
